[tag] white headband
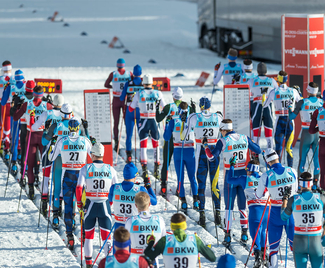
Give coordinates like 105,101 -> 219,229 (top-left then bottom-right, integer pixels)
299,179 -> 312,188
244,64 -> 253,70
220,122 -> 233,130
265,152 -> 278,162
2,65 -> 12,71
307,85 -> 318,95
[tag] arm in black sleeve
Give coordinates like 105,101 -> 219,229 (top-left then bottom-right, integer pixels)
156,104 -> 170,123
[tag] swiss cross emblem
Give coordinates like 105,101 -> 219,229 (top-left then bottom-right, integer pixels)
225,70 -> 229,74
89,172 -> 93,177
320,115 -> 324,119
227,145 -> 232,150
243,78 -> 246,82
114,78 -> 118,81
64,145 -> 68,150
176,127 -> 180,131
133,225 -> 139,231
305,106 -> 309,109
296,205 -> 301,210
58,131 -> 62,135
129,88 -> 133,92
276,95 -> 280,99
255,82 -> 259,86
248,182 -> 253,186
167,247 -> 174,254
141,97 -> 145,101
115,195 -> 120,200
271,180 -> 276,186
198,122 -> 203,126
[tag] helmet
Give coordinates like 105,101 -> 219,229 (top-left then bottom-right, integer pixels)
263,148 -> 278,162
143,74 -> 153,85
91,142 -> 105,157
199,96 -> 211,110
60,103 -> 73,119
68,118 -> 80,132
53,94 -> 64,106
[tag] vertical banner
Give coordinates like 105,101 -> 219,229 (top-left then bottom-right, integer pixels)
84,89 -> 113,165
223,84 -> 250,137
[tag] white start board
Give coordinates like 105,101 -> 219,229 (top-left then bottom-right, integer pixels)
223,84 -> 250,137
84,89 -> 112,144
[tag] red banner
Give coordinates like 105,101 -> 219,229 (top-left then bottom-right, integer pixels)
153,77 -> 170,91
34,78 -> 62,94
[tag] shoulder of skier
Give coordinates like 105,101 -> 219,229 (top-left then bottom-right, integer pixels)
157,91 -> 166,107
140,186 -> 157,206
124,217 -> 132,231
255,172 -> 268,199
264,88 -> 275,107
77,165 -> 87,187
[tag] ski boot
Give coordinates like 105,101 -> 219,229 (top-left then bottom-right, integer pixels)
261,247 -> 269,267
223,229 -> 231,247
199,211 -> 206,228
28,184 -> 35,200
72,213 -> 76,231
34,174 -> 40,189
11,161 -> 18,176
86,262 -> 92,268
52,212 -> 60,228
241,228 -> 249,244
160,182 -> 167,198
41,199 -> 48,217
19,175 -> 26,188
0,141 -> 4,159
4,150 -> 10,166
193,195 -> 199,211
142,164 -> 149,182
67,233 -> 74,250
126,150 -> 132,163
153,162 -> 160,180
253,250 -> 262,268
214,210 -> 222,227
180,198 -> 187,214
58,198 -> 63,217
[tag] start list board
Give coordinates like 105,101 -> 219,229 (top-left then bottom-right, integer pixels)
84,89 -> 112,144
223,84 -> 250,137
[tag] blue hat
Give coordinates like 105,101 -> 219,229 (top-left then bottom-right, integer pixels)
133,64 -> 142,76
199,96 -> 211,110
217,254 -> 236,268
117,58 -> 125,68
123,162 -> 138,180
15,69 -> 24,81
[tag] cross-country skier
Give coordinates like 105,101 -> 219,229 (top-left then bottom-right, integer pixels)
98,227 -> 151,268
281,171 -> 325,268
125,191 -> 166,267
163,101 -> 199,213
213,48 -> 245,86
204,119 -> 261,245
255,148 -> 298,268
129,74 -> 165,181
120,64 -> 142,163
309,92 -> 325,190
289,82 -> 323,181
248,62 -> 278,148
48,118 -> 93,250
42,103 -> 74,225
76,142 -> 117,268
264,71 -> 301,167
155,87 -> 189,197
108,162 -> 157,229
182,96 -> 222,227
144,213 -> 216,267
104,58 -> 133,151
14,85 -> 53,199
227,157 -> 269,267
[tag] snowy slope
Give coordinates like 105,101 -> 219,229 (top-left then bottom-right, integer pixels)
0,0 -> 313,267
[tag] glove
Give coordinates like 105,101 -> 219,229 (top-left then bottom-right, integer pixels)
155,99 -> 161,110
293,85 -> 302,97
166,115 -> 172,123
29,109 -> 35,118
233,73 -> 241,82
282,186 -> 292,201
50,135 -> 58,146
43,94 -> 53,105
181,111 -> 187,122
89,136 -> 96,145
260,87 -> 268,94
81,118 -> 88,129
190,98 -> 196,113
79,209 -> 84,220
229,155 -> 237,166
147,233 -> 156,244
144,181 -> 151,190
202,137 -> 208,145
45,119 -> 52,131
322,236 -> 325,247
215,62 -> 221,71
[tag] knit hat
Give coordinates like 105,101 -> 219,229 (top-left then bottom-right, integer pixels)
133,64 -> 142,76
199,96 -> 211,110
217,254 -> 236,268
263,148 -> 278,162
227,48 -> 238,60
172,87 -> 183,100
257,62 -> 267,75
15,69 -> 24,82
117,58 -> 125,68
25,80 -> 35,92
91,142 -> 105,157
53,94 -> 64,106
123,162 -> 138,180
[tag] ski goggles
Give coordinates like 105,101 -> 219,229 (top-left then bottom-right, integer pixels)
245,164 -> 259,173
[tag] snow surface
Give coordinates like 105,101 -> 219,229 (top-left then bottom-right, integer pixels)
0,0 -> 314,267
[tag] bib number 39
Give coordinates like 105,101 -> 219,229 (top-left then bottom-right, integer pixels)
174,257 -> 188,268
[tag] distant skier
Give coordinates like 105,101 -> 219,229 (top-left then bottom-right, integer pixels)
104,58 -> 133,151
255,148 -> 298,268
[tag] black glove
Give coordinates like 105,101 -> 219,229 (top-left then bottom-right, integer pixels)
144,181 -> 151,190
217,111 -> 223,117
89,136 -> 96,145
12,94 -> 18,104
155,99 -> 161,110
45,94 -> 53,105
260,87 -> 268,94
202,137 -> 208,145
229,155 -> 237,166
293,85 -> 302,97
190,98 -> 196,113
51,135 -> 58,146
45,119 -> 52,131
166,115 -> 172,123
81,118 -> 88,129
215,62 -> 221,71
181,111 -> 187,122
282,186 -> 292,201
233,73 -> 241,82
14,96 -> 24,107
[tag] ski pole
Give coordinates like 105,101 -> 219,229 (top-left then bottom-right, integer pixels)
98,225 -> 101,248
263,201 -> 272,261
177,140 -> 185,212
195,233 -> 202,268
17,129 -> 32,212
45,162 -> 54,249
92,223 -> 116,266
307,138 -> 319,172
0,104 -> 7,143
279,116 -> 290,163
285,219 -> 289,268
211,84 -> 216,103
256,92 -> 266,146
4,119 -> 20,197
80,210 -> 83,267
114,99 -> 127,165
134,109 -> 137,166
164,139 -> 170,211
244,196 -> 271,267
